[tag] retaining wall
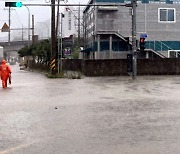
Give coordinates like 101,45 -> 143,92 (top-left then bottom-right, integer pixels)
63,58 -> 180,76
29,58 -> 180,76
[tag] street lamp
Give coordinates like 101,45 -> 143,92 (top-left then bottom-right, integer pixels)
36,22 -> 50,39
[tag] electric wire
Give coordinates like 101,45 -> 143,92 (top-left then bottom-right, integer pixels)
62,0 -> 84,32
63,0 -> 96,39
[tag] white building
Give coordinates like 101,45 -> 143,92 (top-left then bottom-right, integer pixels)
62,7 -> 77,38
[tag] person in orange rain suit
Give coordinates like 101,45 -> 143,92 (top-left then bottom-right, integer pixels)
0,60 -> 12,88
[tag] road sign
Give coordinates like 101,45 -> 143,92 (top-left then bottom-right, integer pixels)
1,23 -> 9,32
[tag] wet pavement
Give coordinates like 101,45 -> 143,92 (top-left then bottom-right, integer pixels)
0,64 -> 180,154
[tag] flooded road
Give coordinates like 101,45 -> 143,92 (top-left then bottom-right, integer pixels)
0,64 -> 180,154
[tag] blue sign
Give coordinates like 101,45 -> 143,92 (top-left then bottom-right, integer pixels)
140,33 -> 148,38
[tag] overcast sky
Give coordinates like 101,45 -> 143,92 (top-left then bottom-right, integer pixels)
0,0 -> 89,41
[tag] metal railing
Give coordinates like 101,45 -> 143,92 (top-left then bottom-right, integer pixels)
146,38 -> 173,52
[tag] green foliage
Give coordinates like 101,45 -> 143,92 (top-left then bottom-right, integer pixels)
18,45 -> 32,57
71,47 -> 80,59
71,37 -> 80,59
18,39 -> 51,63
18,36 -> 82,63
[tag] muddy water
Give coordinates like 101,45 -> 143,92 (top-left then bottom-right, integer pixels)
0,65 -> 180,154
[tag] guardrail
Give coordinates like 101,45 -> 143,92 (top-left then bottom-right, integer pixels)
146,37 -> 173,52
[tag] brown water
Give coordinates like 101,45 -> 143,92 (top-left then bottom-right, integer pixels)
0,65 -> 180,154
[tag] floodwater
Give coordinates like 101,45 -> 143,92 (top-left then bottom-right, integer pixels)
0,64 -> 180,154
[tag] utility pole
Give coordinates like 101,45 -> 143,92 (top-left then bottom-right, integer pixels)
57,12 -> 60,74
56,0 -> 65,39
56,0 -> 60,39
131,0 -> 137,79
58,13 -> 64,74
78,3 -> 80,49
51,0 -> 56,74
32,15 -> 35,44
60,13 -> 63,74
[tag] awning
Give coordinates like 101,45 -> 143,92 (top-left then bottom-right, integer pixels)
80,47 -> 92,53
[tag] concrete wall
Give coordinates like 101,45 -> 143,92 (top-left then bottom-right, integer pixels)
81,59 -> 127,76
137,58 -> 180,75
62,59 -> 82,71
29,59 -> 180,76
63,59 -> 180,76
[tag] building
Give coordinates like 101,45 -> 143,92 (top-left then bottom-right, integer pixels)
82,0 -> 180,59
62,7 -> 77,38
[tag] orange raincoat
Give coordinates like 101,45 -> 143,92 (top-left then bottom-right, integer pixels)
0,60 -> 12,88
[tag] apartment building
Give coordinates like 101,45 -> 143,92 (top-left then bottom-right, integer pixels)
82,0 -> 180,59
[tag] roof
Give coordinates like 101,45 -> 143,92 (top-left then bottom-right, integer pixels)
80,47 -> 92,53
90,0 -> 174,3
83,0 -> 175,13
83,0 -> 124,13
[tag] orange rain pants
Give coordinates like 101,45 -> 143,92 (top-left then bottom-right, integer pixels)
0,60 -> 12,88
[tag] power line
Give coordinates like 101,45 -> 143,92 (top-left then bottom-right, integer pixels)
23,3 -> 129,7
62,0 -> 96,46
62,1 -> 83,31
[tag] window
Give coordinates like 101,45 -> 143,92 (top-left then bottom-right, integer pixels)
158,8 -> 176,23
168,50 -> 180,58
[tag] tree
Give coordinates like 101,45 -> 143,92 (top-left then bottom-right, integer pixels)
71,37 -> 81,59
18,39 -> 51,64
